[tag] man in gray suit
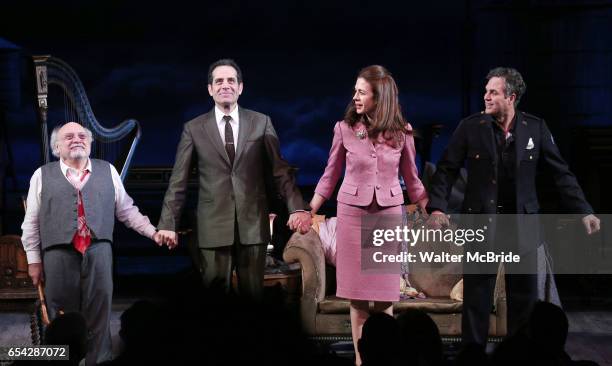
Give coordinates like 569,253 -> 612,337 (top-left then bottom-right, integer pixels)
157,59 -> 310,300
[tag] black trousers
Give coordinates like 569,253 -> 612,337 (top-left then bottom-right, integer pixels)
462,213 -> 538,346
462,272 -> 538,345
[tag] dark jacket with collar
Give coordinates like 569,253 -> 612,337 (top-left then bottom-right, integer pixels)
428,110 -> 593,216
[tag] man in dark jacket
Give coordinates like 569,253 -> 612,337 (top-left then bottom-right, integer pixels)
427,67 -> 600,346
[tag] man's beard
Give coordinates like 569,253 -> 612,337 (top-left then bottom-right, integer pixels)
69,148 -> 89,159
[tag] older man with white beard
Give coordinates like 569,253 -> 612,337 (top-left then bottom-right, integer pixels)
21,122 -> 168,365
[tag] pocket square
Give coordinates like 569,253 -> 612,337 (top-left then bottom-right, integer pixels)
526,137 -> 535,150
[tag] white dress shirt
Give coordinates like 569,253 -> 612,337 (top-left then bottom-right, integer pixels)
21,159 -> 157,264
214,105 -> 239,151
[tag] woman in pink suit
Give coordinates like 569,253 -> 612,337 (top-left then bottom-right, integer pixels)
310,65 -> 428,365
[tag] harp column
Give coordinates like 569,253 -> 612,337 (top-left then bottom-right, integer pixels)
33,55 -> 50,164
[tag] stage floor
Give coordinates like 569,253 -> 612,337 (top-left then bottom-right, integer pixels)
1,298 -> 610,365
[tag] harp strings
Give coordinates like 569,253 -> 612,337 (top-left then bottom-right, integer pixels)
59,86 -> 122,162
52,72 -> 128,170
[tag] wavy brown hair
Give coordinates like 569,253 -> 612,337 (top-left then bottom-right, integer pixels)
344,65 -> 410,146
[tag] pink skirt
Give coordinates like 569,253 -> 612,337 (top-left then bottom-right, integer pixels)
335,202 -> 402,302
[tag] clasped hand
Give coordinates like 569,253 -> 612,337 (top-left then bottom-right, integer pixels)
287,211 -> 312,234
154,230 -> 178,249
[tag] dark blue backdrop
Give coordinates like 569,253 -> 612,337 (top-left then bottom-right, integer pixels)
1,0 -> 611,206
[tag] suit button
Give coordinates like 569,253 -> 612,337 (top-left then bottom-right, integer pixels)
376,185 -> 381,189
529,155 -> 533,160
475,154 -> 480,159
492,179 -> 496,184
371,154 -> 376,158
490,200 -> 495,204
468,208 -> 472,212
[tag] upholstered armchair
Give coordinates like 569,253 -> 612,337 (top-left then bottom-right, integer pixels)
282,226 -> 508,338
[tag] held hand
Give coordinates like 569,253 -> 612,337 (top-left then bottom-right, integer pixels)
299,212 -> 313,234
287,213 -> 298,231
153,231 -> 163,246
28,263 -> 43,287
287,212 -> 312,234
582,214 -> 601,235
155,230 -> 178,249
425,211 -> 449,230
416,196 -> 429,213
287,212 -> 303,233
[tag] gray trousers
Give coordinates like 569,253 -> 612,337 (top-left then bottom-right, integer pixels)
199,243 -> 266,301
43,242 -> 113,366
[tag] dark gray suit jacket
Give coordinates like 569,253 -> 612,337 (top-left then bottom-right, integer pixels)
158,107 -> 306,248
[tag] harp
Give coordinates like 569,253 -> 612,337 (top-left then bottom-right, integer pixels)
32,55 -> 141,181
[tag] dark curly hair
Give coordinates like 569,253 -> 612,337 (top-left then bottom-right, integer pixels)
486,67 -> 527,107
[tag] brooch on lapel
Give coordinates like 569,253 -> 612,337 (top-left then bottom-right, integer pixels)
355,128 -> 367,140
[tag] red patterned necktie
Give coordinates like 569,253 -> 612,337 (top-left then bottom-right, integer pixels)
68,170 -> 91,254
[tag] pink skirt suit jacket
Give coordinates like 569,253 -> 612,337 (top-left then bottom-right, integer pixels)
314,120 -> 427,301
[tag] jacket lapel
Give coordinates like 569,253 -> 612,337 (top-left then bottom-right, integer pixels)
235,107 -> 253,164
514,110 -> 528,168
479,114 -> 497,159
201,110 -> 231,166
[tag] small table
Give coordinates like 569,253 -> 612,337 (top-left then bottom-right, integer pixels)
231,267 -> 302,304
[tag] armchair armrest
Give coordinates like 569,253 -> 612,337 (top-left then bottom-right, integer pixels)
283,230 -> 326,302
283,230 -> 326,334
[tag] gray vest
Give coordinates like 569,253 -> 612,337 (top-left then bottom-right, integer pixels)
39,159 -> 116,250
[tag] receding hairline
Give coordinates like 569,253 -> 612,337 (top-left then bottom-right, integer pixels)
58,122 -> 87,133
209,65 -> 240,81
